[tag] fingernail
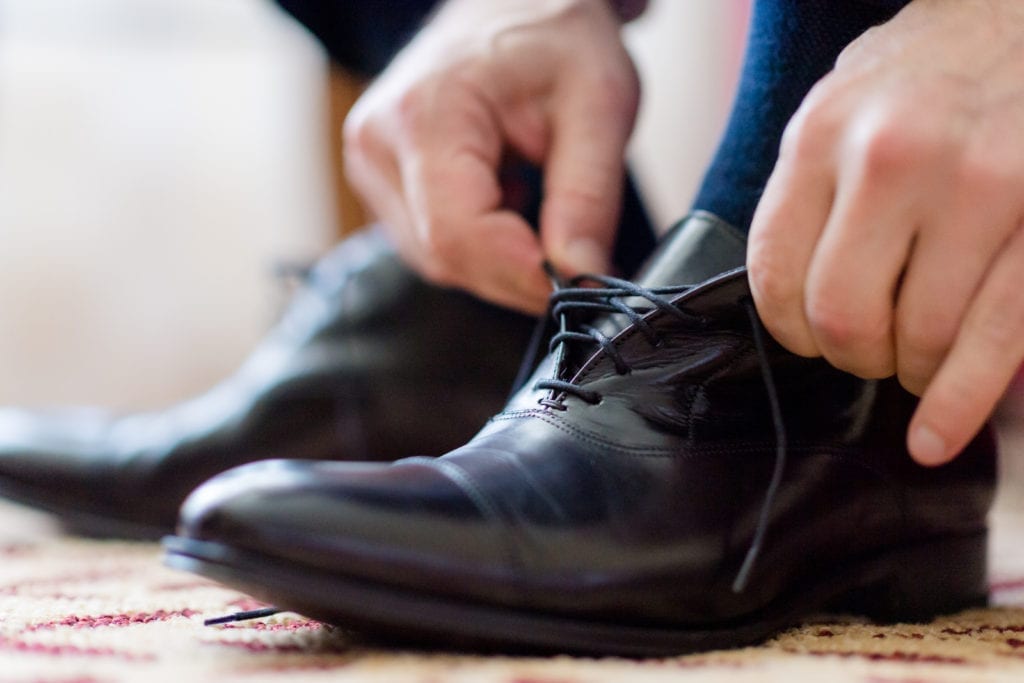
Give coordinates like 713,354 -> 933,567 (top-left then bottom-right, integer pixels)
559,239 -> 609,276
909,424 -> 947,465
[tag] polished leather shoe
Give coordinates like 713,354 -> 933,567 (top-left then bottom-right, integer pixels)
165,212 -> 996,656
0,226 -> 534,539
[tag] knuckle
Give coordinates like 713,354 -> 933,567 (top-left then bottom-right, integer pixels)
856,122 -> 919,176
747,258 -> 820,358
778,83 -> 840,162
415,242 -> 461,288
853,107 -> 952,179
418,259 -> 460,290
342,109 -> 375,155
778,120 -> 825,168
392,85 -> 438,138
765,326 -> 816,359
897,370 -> 929,398
808,309 -> 871,367
342,108 -> 392,172
850,362 -> 895,381
746,249 -> 796,313
897,315 -> 953,362
394,89 -> 424,131
895,334 -> 947,396
896,342 -> 945,387
806,294 -> 891,354
418,220 -> 454,259
805,301 -> 853,347
416,223 -> 465,287
825,346 -> 895,381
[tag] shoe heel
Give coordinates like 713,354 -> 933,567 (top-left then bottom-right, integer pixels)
832,533 -> 988,623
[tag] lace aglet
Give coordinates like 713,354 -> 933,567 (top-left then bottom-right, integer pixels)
204,607 -> 282,626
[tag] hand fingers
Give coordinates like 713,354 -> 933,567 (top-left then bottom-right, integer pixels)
397,106 -> 552,313
894,174 -> 1019,395
539,65 -> 638,278
908,221 -> 1024,465
347,79 -> 551,314
747,105 -> 836,358
801,148 -> 920,379
343,112 -> 419,253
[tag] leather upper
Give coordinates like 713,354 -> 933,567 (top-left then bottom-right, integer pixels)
178,213 -> 998,627
0,226 -> 535,534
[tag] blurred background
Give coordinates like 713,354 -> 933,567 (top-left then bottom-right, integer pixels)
4,0 -> 1024,577
0,0 -> 747,411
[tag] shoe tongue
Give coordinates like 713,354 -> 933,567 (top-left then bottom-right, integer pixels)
633,210 -> 747,290
522,212 -> 746,400
594,211 -> 747,337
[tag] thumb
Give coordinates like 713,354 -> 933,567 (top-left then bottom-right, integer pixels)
540,81 -> 635,278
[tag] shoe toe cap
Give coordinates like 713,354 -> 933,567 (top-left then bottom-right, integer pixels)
176,457 -> 513,589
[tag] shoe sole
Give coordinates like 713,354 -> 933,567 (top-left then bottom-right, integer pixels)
163,533 -> 988,657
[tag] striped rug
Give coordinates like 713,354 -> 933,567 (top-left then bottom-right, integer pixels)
2,424 -> 1024,682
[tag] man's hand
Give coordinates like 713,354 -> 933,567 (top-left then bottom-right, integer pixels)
748,0 -> 1024,466
343,0 -> 641,314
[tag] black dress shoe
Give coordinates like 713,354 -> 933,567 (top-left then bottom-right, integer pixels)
165,212 -> 996,656
0,226 -> 535,539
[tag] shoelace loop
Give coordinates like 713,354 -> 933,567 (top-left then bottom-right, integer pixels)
527,265 -> 700,409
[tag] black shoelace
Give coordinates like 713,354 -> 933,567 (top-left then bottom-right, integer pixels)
205,271 -> 787,627
524,266 -> 788,594
734,297 -> 788,593
513,264 -> 701,407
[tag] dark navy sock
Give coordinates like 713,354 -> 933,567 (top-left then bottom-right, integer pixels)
691,0 -> 909,233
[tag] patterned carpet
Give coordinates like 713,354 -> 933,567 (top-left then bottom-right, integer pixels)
2,425 -> 1024,681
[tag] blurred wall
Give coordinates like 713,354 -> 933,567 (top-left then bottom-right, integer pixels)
0,0 -> 337,409
625,0 -> 747,229
0,0 -> 746,411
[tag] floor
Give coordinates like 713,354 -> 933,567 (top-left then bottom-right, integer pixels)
0,424 -> 1022,681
